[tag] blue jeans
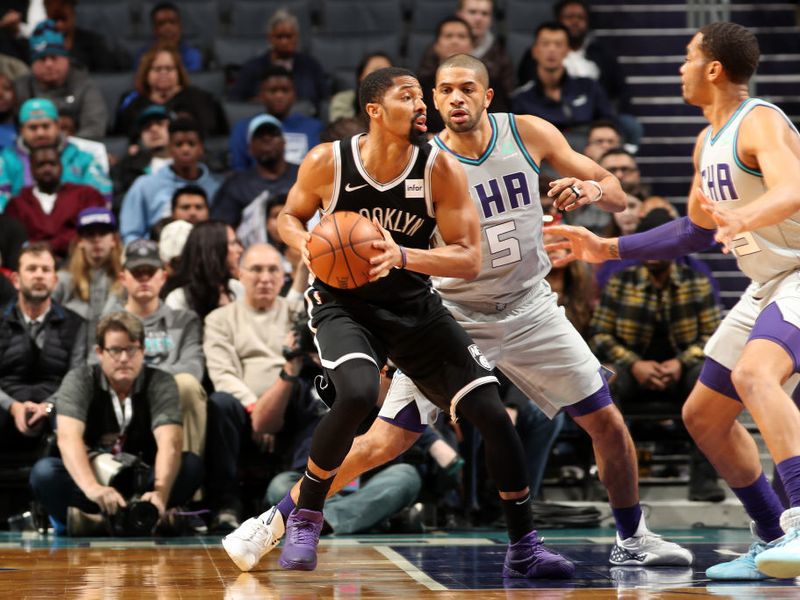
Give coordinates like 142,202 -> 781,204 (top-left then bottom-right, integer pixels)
29,452 -> 204,525
266,463 -> 422,534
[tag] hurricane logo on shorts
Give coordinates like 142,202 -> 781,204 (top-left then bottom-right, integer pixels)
468,344 -> 491,370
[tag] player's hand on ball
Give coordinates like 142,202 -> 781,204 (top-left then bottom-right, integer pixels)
368,219 -> 399,281
300,232 -> 312,268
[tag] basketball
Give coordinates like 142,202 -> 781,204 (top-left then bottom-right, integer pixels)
307,211 -> 385,289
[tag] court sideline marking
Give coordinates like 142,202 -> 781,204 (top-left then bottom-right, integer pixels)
374,545 -> 448,591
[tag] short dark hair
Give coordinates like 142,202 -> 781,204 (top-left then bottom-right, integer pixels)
600,147 -> 637,163
261,65 -> 294,85
266,193 -> 288,214
358,67 -> 417,114
535,21 -> 570,42
150,1 -> 180,21
45,0 -> 77,8
171,185 -> 208,213
698,22 -> 760,84
588,120 -> 621,137
96,311 -> 145,350
29,144 -> 60,163
437,53 -> 490,88
435,15 -> 474,43
320,117 -> 366,142
553,0 -> 589,19
169,116 -> 204,142
356,52 -> 393,81
18,241 -> 56,269
458,0 -> 494,9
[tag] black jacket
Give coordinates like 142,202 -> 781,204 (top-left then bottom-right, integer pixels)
0,301 -> 86,407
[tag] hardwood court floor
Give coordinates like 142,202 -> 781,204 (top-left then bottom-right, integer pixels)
1,528 -> 799,598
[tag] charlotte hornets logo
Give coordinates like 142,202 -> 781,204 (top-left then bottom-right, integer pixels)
468,344 -> 491,370
701,163 -> 739,201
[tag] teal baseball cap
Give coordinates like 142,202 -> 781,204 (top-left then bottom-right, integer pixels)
247,114 -> 283,143
19,98 -> 59,124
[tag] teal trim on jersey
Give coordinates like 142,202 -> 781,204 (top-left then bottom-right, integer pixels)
733,126 -> 763,177
433,113 -> 498,165
709,97 -> 755,145
730,99 -> 800,178
508,114 -> 540,174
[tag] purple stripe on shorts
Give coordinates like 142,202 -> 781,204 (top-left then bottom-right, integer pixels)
379,401 -> 427,433
748,302 -> 800,372
563,374 -> 613,418
698,357 -> 741,401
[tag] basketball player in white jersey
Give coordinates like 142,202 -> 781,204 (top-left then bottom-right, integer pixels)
223,54 -> 692,573
546,23 -> 800,580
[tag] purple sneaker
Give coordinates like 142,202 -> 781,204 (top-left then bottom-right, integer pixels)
278,509 -> 324,571
503,530 -> 576,579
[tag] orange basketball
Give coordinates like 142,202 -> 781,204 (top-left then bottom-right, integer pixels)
307,211 -> 385,289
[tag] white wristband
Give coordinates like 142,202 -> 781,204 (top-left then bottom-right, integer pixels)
585,180 -> 603,203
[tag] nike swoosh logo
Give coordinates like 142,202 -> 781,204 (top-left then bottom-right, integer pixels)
345,183 -> 368,192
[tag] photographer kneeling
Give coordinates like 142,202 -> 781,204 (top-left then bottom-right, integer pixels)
30,312 -> 203,535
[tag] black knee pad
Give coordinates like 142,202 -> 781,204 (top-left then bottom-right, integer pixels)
326,360 -> 381,416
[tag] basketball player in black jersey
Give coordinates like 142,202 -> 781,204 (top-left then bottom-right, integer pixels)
275,67 -> 574,577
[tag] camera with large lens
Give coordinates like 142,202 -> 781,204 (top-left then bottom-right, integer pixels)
282,309 -> 316,361
90,452 -> 159,536
110,497 -> 159,537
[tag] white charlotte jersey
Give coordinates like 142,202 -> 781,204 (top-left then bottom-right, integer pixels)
699,98 -> 800,294
432,113 -> 550,307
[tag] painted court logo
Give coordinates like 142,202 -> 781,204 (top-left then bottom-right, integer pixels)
468,344 -> 491,370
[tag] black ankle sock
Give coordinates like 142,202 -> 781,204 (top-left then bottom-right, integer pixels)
502,494 -> 535,544
296,471 -> 334,512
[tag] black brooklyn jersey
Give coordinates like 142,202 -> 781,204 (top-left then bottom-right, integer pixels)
317,134 -> 440,304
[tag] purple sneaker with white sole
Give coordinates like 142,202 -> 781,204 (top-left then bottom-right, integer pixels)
503,530 -> 576,579
278,509 -> 324,571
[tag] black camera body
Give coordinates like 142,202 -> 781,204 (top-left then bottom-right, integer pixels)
90,452 -> 159,536
283,310 -> 316,361
110,497 -> 159,537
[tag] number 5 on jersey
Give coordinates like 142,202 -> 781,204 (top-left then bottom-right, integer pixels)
486,221 -> 522,267
731,231 -> 761,257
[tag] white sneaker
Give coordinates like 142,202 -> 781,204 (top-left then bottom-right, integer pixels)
222,506 -> 285,572
754,508 -> 800,578
609,516 -> 694,566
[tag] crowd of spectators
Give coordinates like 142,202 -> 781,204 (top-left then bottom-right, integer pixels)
0,0 -> 730,536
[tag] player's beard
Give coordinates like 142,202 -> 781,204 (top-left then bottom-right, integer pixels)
408,112 -> 428,147
445,108 -> 482,133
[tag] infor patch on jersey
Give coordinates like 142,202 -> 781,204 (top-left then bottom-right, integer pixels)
405,179 -> 424,198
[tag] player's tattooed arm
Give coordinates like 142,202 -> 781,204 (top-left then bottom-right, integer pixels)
543,226 -> 620,267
